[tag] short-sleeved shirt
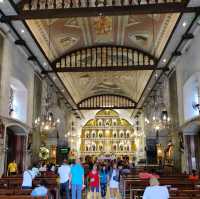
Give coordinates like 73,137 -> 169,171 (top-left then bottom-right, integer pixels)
8,163 -> 17,173
71,163 -> 84,185
142,186 -> 169,199
58,164 -> 71,183
88,171 -> 99,187
22,170 -> 34,187
31,186 -> 48,197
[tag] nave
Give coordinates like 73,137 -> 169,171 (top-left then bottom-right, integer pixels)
0,0 -> 200,198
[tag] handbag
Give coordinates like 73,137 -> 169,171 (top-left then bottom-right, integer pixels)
113,175 -> 119,182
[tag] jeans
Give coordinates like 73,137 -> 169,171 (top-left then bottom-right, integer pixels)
100,183 -> 107,198
72,184 -> 82,199
60,181 -> 70,199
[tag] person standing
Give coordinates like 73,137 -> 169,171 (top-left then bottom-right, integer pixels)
58,159 -> 71,199
7,160 -> 18,176
22,166 -> 34,189
99,165 -> 108,199
88,164 -> 99,199
109,163 -> 119,199
70,157 -> 85,199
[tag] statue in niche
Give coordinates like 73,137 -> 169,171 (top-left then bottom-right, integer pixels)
99,145 -> 103,151
92,145 -> 96,151
178,132 -> 184,153
164,141 -> 174,166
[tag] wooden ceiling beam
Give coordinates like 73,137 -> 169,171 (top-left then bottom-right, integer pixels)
42,66 -> 168,74
8,3 -> 200,20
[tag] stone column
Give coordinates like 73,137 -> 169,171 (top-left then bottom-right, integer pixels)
171,129 -> 182,172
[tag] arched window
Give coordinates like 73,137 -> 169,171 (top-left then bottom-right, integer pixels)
183,73 -> 200,121
9,77 -> 28,123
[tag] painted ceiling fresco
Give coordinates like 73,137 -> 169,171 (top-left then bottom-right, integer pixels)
26,12 -> 179,104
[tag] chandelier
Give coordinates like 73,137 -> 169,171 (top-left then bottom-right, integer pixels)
34,112 -> 60,132
34,84 -> 60,132
145,94 -> 171,131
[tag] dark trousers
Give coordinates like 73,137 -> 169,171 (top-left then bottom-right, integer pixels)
60,181 -> 70,199
100,183 -> 107,198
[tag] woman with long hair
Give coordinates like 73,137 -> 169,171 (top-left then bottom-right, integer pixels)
109,163 -> 119,199
88,164 -> 100,199
99,165 -> 108,199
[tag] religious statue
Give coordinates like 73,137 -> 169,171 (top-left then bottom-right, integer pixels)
164,141 -> 174,166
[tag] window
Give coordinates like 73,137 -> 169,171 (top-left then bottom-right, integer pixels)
183,74 -> 200,121
9,77 -> 28,122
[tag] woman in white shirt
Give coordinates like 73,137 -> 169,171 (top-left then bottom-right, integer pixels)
22,167 -> 34,189
109,163 -> 119,199
143,178 -> 169,199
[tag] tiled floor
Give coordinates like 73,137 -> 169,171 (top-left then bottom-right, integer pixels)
86,188 -> 121,199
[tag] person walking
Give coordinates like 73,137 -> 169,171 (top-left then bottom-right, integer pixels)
70,157 -> 85,199
58,159 -> 71,199
99,165 -> 108,199
88,164 -> 100,199
109,163 -> 119,199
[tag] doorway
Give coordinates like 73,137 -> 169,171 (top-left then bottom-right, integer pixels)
5,125 -> 26,174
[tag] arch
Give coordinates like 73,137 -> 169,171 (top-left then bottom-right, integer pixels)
5,123 -> 27,174
5,123 -> 28,135
52,45 -> 157,73
96,109 -> 119,117
78,94 -> 137,110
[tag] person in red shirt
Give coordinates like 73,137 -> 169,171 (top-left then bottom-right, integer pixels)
88,164 -> 99,198
188,170 -> 199,181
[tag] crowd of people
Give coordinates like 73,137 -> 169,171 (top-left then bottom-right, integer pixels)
6,158 -> 200,199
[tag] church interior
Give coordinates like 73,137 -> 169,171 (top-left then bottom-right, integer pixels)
0,0 -> 200,198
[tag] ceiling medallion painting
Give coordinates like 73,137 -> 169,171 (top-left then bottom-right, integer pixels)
92,16 -> 113,43
58,34 -> 79,49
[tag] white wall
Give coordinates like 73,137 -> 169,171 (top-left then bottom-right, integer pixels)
175,28 -> 200,172
0,36 -> 34,127
176,29 -> 200,126
183,73 -> 200,121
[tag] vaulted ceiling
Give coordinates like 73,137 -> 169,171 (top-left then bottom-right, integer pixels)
26,12 -> 179,104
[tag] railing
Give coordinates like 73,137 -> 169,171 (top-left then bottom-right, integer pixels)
22,0 -> 185,10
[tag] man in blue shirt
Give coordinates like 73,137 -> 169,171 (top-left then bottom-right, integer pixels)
31,180 -> 48,197
70,157 -> 85,199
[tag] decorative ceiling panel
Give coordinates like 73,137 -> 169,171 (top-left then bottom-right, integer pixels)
26,13 -> 179,105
